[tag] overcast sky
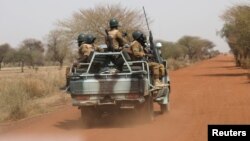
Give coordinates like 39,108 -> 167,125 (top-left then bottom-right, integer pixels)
0,0 -> 248,52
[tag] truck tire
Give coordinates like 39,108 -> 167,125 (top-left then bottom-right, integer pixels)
160,84 -> 170,114
138,95 -> 154,122
160,104 -> 169,114
80,107 -> 96,128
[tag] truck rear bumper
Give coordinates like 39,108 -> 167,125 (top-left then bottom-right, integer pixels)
72,97 -> 145,107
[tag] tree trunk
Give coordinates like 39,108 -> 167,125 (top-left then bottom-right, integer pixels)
59,60 -> 63,70
234,53 -> 241,67
21,61 -> 24,73
236,58 -> 241,67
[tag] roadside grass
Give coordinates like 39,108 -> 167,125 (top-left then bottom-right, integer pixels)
0,66 -> 69,122
167,58 -> 190,70
0,56 -> 223,122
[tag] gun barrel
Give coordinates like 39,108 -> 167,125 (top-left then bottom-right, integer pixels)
143,7 -> 163,64
143,6 -> 150,32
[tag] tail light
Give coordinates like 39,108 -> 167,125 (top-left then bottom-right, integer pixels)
126,94 -> 139,99
73,95 -> 90,100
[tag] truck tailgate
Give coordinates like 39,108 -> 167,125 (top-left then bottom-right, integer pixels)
70,78 -> 146,95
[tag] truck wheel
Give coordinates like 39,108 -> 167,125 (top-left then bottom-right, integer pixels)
138,96 -> 154,122
160,104 -> 169,114
80,107 -> 96,128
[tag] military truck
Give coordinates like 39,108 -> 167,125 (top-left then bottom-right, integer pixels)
67,45 -> 170,126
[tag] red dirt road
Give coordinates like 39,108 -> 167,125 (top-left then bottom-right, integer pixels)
0,55 -> 250,141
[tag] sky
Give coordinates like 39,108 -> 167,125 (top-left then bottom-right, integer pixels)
0,0 -> 248,52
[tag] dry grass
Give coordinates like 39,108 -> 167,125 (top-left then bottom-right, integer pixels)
167,58 -> 190,70
0,66 -> 70,122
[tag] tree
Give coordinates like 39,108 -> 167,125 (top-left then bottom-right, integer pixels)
46,30 -> 71,68
197,39 -> 215,59
220,4 -> 250,67
3,47 -> 16,65
209,50 -> 220,58
4,47 -> 30,72
0,43 -> 11,70
19,38 -> 45,68
161,41 -> 187,60
57,3 -> 147,44
178,36 -> 215,61
178,36 -> 199,60
16,48 -> 30,72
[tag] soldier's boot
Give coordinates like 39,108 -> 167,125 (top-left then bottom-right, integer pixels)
149,79 -> 162,91
154,79 -> 167,87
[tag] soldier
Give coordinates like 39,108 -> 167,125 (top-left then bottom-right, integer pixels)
104,18 -> 129,72
78,34 -> 103,63
130,31 -> 166,88
105,18 -> 128,51
62,33 -> 103,90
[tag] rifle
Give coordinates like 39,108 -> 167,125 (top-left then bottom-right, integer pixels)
105,29 -> 114,52
143,6 -> 163,64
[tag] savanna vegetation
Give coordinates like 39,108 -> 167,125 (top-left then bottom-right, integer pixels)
220,3 -> 250,79
0,67 -> 68,121
160,36 -> 219,70
0,4 -> 221,121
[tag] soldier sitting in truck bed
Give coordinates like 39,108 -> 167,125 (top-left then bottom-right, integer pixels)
105,18 -> 129,52
78,34 -> 103,63
62,33 -> 103,90
104,18 -> 130,73
130,30 -> 167,88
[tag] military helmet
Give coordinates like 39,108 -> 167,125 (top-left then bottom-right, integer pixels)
83,34 -> 96,44
155,42 -> 162,48
77,33 -> 85,43
109,18 -> 119,28
132,31 -> 143,41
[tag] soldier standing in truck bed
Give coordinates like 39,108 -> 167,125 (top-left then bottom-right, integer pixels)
130,30 -> 166,88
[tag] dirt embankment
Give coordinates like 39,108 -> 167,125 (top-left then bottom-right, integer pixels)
0,55 -> 249,141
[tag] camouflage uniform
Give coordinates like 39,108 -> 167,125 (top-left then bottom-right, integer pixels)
78,43 -> 103,63
106,29 -> 128,51
62,34 -> 102,90
64,43 -> 103,88
130,40 -> 166,87
105,18 -> 128,52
